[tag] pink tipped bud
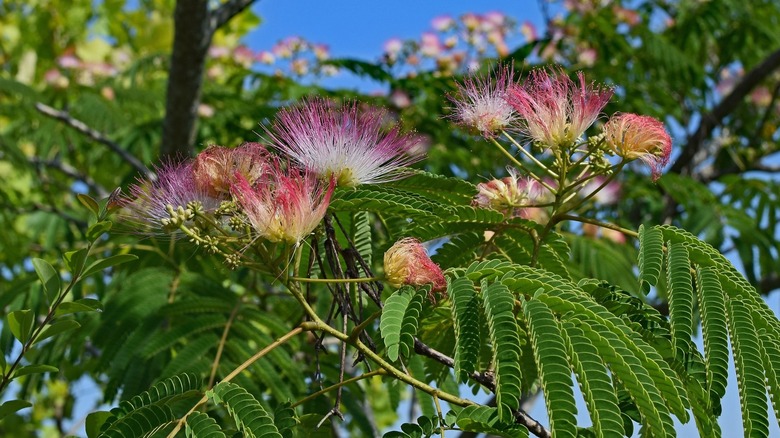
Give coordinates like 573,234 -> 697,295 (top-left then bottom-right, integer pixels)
603,113 -> 672,181
193,143 -> 269,198
384,238 -> 446,297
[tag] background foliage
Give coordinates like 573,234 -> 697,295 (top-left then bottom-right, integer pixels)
1,0 -> 779,436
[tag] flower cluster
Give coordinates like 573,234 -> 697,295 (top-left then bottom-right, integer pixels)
121,99 -> 423,245
450,66 -> 672,228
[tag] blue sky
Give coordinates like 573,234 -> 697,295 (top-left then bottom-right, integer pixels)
246,0 -> 546,91
241,2 -> 780,438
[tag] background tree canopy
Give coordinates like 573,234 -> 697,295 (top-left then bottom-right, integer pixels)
0,0 -> 779,437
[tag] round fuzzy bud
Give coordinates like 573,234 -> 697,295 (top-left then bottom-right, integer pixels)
383,238 -> 446,295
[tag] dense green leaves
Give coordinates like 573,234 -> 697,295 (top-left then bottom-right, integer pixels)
380,286 -> 424,362
481,280 -> 523,422
208,382 -> 282,438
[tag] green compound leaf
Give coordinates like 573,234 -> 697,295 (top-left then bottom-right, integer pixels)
449,277 -> 481,383
726,297 -> 770,438
696,266 -> 729,404
481,280 -> 523,422
521,298 -> 577,438
454,406 -> 529,438
758,331 -> 780,431
380,286 -> 422,362
100,404 -> 175,438
273,402 -> 298,438
185,411 -> 227,438
637,224 -> 663,295
561,322 -> 624,438
667,243 -> 694,356
208,381 -> 282,438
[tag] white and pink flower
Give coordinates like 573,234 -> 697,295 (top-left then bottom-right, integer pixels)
450,64 -> 517,137
268,99 -> 423,186
231,161 -> 334,244
508,68 -> 613,149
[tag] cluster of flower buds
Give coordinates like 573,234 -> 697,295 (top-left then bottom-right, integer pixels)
450,65 -> 671,235
381,11 -> 519,77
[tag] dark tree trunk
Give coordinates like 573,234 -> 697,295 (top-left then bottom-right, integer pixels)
160,0 -> 259,162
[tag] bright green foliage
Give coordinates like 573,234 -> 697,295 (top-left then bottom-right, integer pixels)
452,406 -> 529,438
186,411 -> 227,438
727,298 -> 770,438
380,286 -> 424,362
696,267 -> 730,406
520,298 -> 578,438
3,1 -> 780,436
561,322 -> 624,438
449,276 -> 481,383
667,243 -> 695,356
480,280 -> 523,422
638,225 -> 663,295
208,382 -> 283,438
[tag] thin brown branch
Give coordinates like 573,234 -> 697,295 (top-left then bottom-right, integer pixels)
34,102 -> 153,180
28,156 -> 108,197
413,339 -> 551,438
671,47 -> 780,175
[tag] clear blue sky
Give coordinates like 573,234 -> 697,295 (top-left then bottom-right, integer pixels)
246,0 -> 546,91
241,2 -> 779,437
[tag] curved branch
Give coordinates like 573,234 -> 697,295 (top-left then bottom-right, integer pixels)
34,103 -> 153,180
211,0 -> 257,30
671,47 -> 780,175
413,339 -> 551,438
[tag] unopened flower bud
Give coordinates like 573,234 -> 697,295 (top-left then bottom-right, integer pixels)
193,143 -> 269,197
383,238 -> 446,296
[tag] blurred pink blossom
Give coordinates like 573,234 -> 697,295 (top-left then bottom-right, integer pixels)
520,21 -> 538,42
431,15 -> 456,31
420,32 -> 442,57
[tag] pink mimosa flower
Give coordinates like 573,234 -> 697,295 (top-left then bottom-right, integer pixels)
450,64 -> 517,137
420,32 -> 442,57
507,68 -> 613,149
603,113 -> 672,181
383,238 -> 446,297
231,162 -> 334,244
472,168 -> 553,222
431,15 -> 455,32
268,99 -> 423,186
121,162 -> 219,234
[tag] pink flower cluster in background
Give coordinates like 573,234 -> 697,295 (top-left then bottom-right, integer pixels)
380,11 -> 519,77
